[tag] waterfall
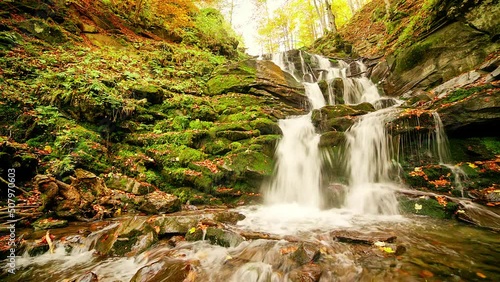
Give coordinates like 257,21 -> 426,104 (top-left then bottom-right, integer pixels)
432,112 -> 467,197
263,51 -> 394,212
344,109 -> 400,215
263,114 -> 323,207
264,81 -> 326,207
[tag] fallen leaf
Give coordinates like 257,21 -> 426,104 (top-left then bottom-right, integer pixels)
414,203 -> 423,211
380,247 -> 395,253
476,272 -> 487,279
468,163 -> 478,169
188,227 -> 196,234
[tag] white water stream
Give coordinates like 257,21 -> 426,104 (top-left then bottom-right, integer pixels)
256,51 -> 402,234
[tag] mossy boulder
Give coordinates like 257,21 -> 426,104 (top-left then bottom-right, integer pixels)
130,259 -> 195,282
319,131 -> 345,148
311,103 -> 374,133
215,130 -> 260,141
111,227 -> 157,256
185,226 -> 244,247
105,173 -> 153,195
32,218 -> 68,231
312,103 -> 375,121
206,60 -> 257,95
130,85 -> 165,105
403,165 -> 455,193
0,31 -> 22,50
399,196 -> 459,219
17,19 -> 67,44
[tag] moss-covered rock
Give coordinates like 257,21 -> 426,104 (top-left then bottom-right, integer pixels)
185,226 -> 244,247
17,19 -> 67,44
32,218 -> 68,231
319,131 -> 345,148
206,60 -> 257,95
399,196 -> 459,219
386,21 -> 498,96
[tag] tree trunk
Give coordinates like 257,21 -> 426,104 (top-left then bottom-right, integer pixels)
312,0 -> 326,33
324,0 -> 337,33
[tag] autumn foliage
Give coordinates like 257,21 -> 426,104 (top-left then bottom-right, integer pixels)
107,0 -> 215,29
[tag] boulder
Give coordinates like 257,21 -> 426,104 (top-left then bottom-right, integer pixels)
206,59 -> 308,110
139,191 -> 181,214
130,85 -> 165,104
130,259 -> 197,282
319,131 -> 345,148
185,226 -> 245,247
105,173 -> 153,195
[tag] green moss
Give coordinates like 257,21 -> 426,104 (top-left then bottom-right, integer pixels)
442,86 -> 491,103
482,137 -> 500,155
206,74 -> 254,95
112,230 -> 142,256
399,197 -> 458,219
395,42 -> 432,72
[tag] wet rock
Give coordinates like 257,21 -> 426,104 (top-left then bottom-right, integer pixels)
105,173 -> 153,195
130,259 -> 197,282
373,98 -> 398,110
75,272 -> 99,282
400,90 -> 433,107
388,109 -> 435,135
213,211 -> 246,225
311,104 -> 373,133
290,244 -> 311,265
288,263 -> 322,282
456,201 -> 500,231
319,131 -> 345,148
332,231 -> 396,245
111,227 -> 157,256
185,227 -> 245,247
139,191 -> 181,214
32,218 -> 68,231
148,210 -> 237,235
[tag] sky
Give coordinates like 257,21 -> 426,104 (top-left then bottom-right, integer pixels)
230,0 -> 285,55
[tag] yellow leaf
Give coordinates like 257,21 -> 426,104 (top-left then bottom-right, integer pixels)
415,203 -> 422,211
476,272 -> 487,279
44,145 -> 52,153
468,163 -> 478,169
188,227 -> 196,234
380,247 -> 395,253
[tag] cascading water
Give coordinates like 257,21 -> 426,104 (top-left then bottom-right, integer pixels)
344,108 -> 400,215
263,50 -> 399,215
